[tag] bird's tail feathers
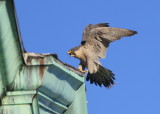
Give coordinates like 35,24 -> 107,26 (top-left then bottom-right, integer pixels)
86,65 -> 115,88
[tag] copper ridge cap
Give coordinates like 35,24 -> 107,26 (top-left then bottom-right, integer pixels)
23,52 -> 86,77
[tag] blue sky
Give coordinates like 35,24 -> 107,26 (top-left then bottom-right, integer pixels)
14,0 -> 160,114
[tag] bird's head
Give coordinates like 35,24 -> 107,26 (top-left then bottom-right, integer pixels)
67,46 -> 81,57
67,49 -> 76,57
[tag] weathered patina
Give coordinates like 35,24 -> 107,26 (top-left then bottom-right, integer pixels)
0,0 -> 88,114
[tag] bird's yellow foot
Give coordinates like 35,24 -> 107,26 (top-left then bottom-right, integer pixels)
78,69 -> 88,73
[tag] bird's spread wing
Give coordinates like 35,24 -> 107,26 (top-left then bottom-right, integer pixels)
90,27 -> 137,42
81,23 -> 109,44
82,25 -> 137,87
84,26 -> 137,58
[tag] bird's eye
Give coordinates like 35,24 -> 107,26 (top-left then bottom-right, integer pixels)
81,41 -> 86,45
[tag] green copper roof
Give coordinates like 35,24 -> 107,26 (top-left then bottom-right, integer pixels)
0,0 -> 88,113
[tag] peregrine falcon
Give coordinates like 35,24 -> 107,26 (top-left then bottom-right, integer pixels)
68,23 -> 137,88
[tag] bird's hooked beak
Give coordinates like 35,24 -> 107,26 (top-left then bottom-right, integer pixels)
67,50 -> 75,57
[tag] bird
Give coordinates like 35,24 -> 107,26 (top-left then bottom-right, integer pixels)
67,23 -> 137,88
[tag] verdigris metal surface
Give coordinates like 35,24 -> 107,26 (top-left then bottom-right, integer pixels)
0,105 -> 32,114
23,53 -> 87,113
0,0 -> 23,96
64,84 -> 88,114
0,0 -> 88,113
1,90 -> 36,105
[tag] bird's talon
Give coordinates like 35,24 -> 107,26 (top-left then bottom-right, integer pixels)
78,69 -> 88,73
